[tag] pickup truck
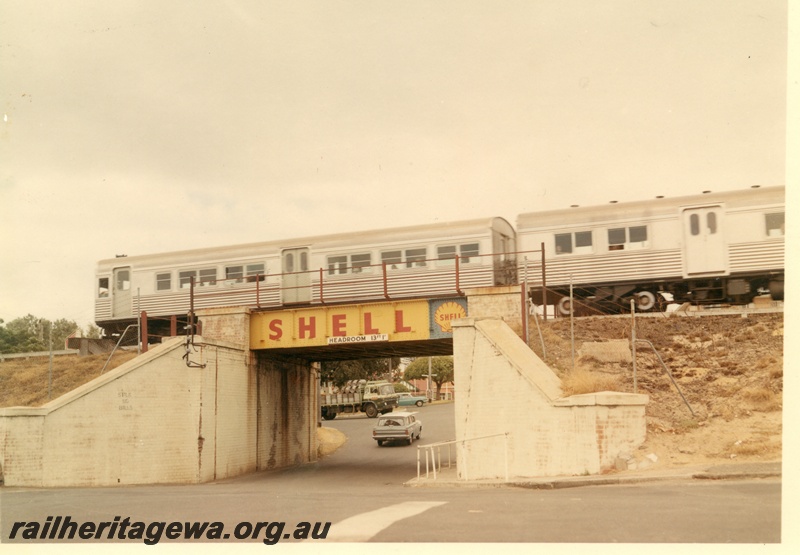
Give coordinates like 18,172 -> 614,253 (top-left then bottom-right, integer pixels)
372,411 -> 422,446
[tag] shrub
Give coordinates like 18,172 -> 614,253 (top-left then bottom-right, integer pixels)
741,387 -> 781,412
561,366 -> 623,396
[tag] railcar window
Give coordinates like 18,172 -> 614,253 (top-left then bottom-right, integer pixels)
199,268 -> 216,286
156,272 -> 172,291
690,214 -> 700,236
405,248 -> 427,268
246,263 -> 266,282
556,232 -> 592,254
460,243 -> 479,262
328,254 -> 372,274
630,225 -> 648,242
179,270 -> 195,289
608,226 -> 647,251
328,255 -> 347,275
437,245 -> 457,264
766,212 -> 785,237
351,253 -> 371,273
98,278 -> 109,298
179,269 -> 216,288
575,232 -> 592,248
116,270 -> 131,291
608,228 -> 626,248
381,250 -> 402,269
225,265 -> 244,283
437,243 -> 481,264
706,213 -> 717,234
555,233 -> 573,254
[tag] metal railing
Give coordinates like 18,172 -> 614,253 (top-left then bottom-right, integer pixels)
416,432 -> 510,482
99,323 -> 139,375
185,249 -> 544,310
98,247 -> 548,329
635,338 -> 695,416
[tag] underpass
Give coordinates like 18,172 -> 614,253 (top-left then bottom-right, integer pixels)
0,290 -> 506,487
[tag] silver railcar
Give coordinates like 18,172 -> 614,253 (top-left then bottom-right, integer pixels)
95,217 -> 517,338
517,185 -> 785,314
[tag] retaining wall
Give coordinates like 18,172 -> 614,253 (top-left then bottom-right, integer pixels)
0,335 -> 317,487
453,317 -> 648,479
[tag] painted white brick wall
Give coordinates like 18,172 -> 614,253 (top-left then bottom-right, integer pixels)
454,318 -> 647,479
0,336 -> 317,487
464,286 -> 524,336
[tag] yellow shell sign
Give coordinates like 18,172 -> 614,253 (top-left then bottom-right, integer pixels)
250,297 -> 468,350
433,300 -> 467,334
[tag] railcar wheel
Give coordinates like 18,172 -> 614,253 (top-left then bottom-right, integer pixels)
635,291 -> 657,312
557,297 -> 573,316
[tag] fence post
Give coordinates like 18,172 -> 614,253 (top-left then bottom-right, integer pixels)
141,311 -> 148,353
541,242 -> 547,321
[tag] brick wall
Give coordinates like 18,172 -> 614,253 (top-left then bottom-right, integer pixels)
256,355 -> 318,471
196,306 -> 251,347
453,318 -> 647,479
464,286 -> 524,336
0,336 -> 317,487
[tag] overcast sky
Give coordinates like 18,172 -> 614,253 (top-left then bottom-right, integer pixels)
0,0 -> 792,329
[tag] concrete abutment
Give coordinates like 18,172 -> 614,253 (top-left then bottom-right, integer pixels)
0,306 -> 319,487
452,317 -> 648,479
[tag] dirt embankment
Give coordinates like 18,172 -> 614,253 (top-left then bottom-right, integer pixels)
529,312 -> 783,468
0,350 -> 140,408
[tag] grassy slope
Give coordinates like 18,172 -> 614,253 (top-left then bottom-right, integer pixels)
0,350 -> 139,408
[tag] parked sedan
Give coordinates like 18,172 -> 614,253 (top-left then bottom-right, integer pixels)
372,412 -> 422,446
397,392 -> 428,407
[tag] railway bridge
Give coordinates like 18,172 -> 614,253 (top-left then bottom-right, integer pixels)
0,286 -> 648,487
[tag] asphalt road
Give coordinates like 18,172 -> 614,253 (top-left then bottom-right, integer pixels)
0,402 -> 783,546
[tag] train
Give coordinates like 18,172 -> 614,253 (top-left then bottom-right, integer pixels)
95,217 -> 518,339
94,185 -> 784,339
517,185 -> 784,315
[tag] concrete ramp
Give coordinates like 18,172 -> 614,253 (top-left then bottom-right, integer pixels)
453,318 -> 648,479
0,337 -> 317,487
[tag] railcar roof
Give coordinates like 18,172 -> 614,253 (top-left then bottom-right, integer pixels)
98,216 -> 513,267
517,185 -> 784,229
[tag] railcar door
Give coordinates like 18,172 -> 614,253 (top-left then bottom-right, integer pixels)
112,266 -> 132,317
681,206 -> 727,276
492,230 -> 517,285
281,247 -> 311,303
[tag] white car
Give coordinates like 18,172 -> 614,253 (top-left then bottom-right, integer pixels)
372,412 -> 422,446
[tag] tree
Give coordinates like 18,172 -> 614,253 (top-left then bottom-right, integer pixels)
403,356 -> 454,400
83,323 -> 103,339
320,357 -> 401,387
0,315 -> 80,354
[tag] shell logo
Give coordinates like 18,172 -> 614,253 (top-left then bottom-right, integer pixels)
433,301 -> 467,333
